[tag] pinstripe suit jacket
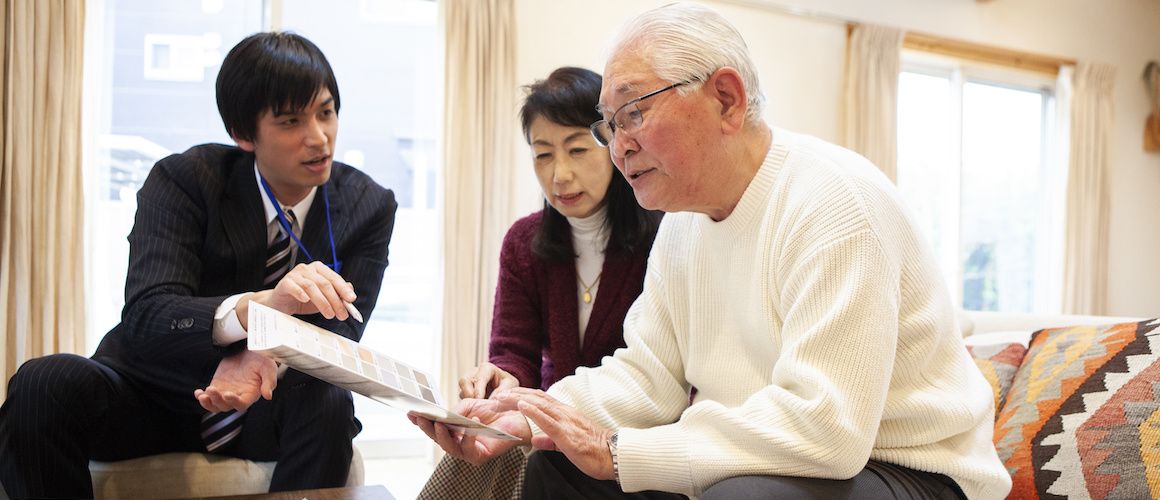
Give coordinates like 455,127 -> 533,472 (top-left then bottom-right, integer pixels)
92,143 -> 398,415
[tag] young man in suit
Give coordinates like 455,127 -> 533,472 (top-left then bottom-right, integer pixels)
0,32 -> 398,498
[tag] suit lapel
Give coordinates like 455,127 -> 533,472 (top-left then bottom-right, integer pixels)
220,154 -> 267,288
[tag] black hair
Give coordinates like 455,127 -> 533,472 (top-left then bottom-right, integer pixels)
520,67 -> 662,262
215,32 -> 340,142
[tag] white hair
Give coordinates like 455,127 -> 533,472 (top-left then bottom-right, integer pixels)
608,2 -> 766,124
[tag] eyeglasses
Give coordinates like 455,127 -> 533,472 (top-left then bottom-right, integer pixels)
589,81 -> 691,147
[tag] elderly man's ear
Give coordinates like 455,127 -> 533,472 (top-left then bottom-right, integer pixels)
706,67 -> 748,134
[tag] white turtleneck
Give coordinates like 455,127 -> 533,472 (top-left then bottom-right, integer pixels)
566,206 -> 608,346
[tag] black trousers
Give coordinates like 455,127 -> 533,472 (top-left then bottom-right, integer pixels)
522,450 -> 967,500
0,353 -> 360,498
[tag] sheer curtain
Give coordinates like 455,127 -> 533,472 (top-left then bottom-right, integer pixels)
842,24 -> 905,182
1062,62 -> 1116,315
439,0 -> 517,406
0,0 -> 86,400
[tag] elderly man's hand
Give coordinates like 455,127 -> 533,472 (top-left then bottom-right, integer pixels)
494,388 -> 617,481
408,398 -> 531,466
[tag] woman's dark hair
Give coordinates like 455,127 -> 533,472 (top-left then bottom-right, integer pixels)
520,67 -> 662,262
216,32 -> 340,142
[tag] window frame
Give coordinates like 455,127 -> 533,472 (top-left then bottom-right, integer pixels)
898,50 -> 1067,313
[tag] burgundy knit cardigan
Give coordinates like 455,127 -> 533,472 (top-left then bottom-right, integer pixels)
488,212 -> 653,390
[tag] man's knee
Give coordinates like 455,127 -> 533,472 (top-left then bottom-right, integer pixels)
8,354 -> 101,404
313,382 -> 354,417
279,379 -> 356,431
521,451 -> 554,494
318,384 -> 356,434
4,354 -> 106,435
524,449 -> 551,479
701,476 -> 766,500
523,451 -> 576,488
701,474 -> 859,500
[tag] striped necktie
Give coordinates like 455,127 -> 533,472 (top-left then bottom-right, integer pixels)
201,208 -> 298,452
264,208 -> 298,285
201,408 -> 246,452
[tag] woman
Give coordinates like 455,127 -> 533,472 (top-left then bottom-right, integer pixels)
418,67 -> 661,499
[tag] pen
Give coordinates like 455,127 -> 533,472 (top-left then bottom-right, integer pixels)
344,301 -> 363,323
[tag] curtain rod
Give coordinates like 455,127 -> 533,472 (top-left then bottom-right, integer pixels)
710,0 -> 856,27
710,0 -> 1076,74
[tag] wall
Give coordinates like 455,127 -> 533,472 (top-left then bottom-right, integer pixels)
512,0 -> 1160,316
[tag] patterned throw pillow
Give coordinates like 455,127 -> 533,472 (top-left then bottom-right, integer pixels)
994,319 -> 1160,499
966,342 -> 1028,416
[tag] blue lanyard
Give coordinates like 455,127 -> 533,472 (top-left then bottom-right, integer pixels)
258,175 -> 342,274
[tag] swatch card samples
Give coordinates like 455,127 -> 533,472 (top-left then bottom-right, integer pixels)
247,302 -> 519,440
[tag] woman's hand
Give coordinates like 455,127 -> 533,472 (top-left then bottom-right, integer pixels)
458,362 -> 520,399
408,398 -> 532,466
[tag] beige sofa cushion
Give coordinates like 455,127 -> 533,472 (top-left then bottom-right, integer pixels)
87,445 -> 364,499
90,453 -> 274,498
962,310 -> 1144,337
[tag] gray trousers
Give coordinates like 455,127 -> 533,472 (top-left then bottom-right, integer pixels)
521,451 -> 966,500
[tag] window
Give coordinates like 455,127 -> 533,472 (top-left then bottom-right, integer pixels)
279,0 -> 441,455
85,0 -> 263,344
83,0 -> 440,459
896,54 -> 1067,313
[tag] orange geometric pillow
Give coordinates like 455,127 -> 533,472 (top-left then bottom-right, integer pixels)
966,342 -> 1028,416
994,319 -> 1160,499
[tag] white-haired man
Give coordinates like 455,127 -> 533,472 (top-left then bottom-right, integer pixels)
413,3 -> 1011,499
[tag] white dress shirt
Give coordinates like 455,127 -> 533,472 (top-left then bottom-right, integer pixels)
211,164 -> 317,345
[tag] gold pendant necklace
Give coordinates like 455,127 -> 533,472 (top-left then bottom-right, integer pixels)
578,272 -> 602,304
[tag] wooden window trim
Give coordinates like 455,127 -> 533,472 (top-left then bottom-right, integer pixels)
848,24 -> 1076,75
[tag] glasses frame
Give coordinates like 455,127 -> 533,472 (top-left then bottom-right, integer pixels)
590,80 -> 691,147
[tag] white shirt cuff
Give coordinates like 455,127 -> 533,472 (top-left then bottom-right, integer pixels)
212,293 -> 249,346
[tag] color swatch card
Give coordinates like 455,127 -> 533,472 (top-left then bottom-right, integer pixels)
247,302 -> 519,440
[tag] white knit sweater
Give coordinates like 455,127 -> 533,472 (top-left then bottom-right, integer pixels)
545,129 -> 1012,499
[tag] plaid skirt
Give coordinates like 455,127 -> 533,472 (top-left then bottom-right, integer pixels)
418,447 -> 528,500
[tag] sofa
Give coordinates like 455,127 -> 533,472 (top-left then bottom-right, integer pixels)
5,312 -> 1153,499
959,310 -> 1157,499
0,445 -> 364,499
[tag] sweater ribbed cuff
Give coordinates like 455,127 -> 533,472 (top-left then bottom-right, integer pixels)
618,426 -> 694,495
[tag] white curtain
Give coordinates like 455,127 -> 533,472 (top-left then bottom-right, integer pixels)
1062,63 -> 1116,315
842,24 -> 905,182
1,0 -> 87,401
438,0 -> 517,407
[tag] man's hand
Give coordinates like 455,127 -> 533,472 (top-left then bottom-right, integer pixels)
495,388 -> 617,481
237,261 -> 357,329
194,350 -> 278,413
458,362 -> 520,399
408,398 -> 531,466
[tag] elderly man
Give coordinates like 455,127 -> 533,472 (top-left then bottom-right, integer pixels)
413,3 -> 1010,499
